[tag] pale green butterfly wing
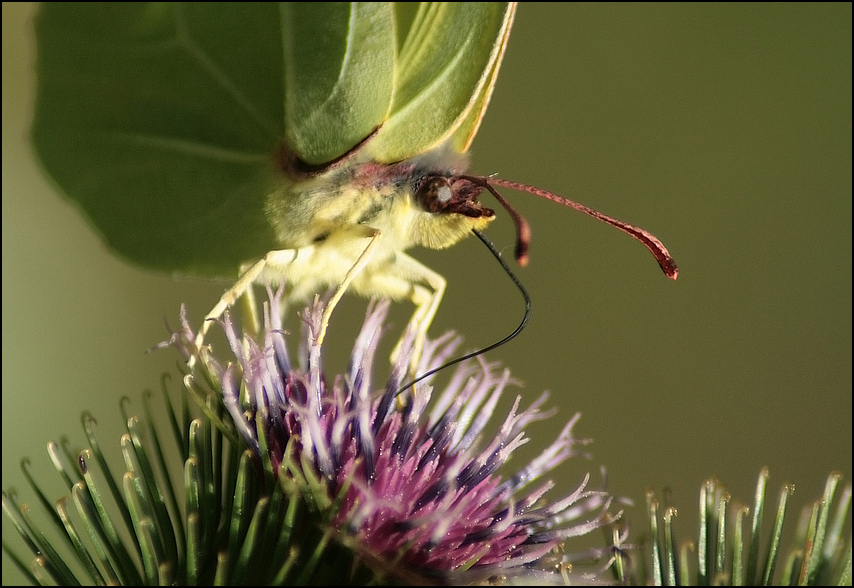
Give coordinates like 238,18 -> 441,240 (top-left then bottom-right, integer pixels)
32,3 -> 395,276
281,3 -> 395,166
33,3 -> 285,276
31,3 -> 514,277
368,2 -> 516,163
450,4 -> 516,154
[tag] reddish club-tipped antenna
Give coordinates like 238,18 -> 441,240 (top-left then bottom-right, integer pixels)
461,175 -> 679,279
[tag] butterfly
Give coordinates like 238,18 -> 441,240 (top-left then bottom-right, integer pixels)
32,3 -> 676,370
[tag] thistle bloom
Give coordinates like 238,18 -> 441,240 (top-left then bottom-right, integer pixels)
165,290 -> 621,584
5,293 -> 849,586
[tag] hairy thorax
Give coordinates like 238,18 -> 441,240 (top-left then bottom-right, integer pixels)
262,144 -> 494,301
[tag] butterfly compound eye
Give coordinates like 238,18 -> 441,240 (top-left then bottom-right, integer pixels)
414,176 -> 454,213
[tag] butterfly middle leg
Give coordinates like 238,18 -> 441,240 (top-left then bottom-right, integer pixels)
353,252 -> 447,375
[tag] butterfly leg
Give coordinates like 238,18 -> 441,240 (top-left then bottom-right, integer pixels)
385,254 -> 447,374
192,228 -> 383,368
191,249 -> 300,367
316,229 -> 380,346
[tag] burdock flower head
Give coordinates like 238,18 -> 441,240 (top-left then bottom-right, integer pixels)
163,289 -> 623,584
6,291 -> 849,586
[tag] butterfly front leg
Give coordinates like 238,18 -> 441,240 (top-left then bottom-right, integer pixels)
191,249 -> 300,368
192,227 -> 383,369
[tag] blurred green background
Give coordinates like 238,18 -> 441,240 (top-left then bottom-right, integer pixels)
3,3 -> 850,583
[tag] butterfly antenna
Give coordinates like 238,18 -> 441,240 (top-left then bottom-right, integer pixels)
394,229 -> 531,397
487,177 -> 679,279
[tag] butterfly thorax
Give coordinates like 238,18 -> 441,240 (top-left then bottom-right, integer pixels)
262,144 -> 495,301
